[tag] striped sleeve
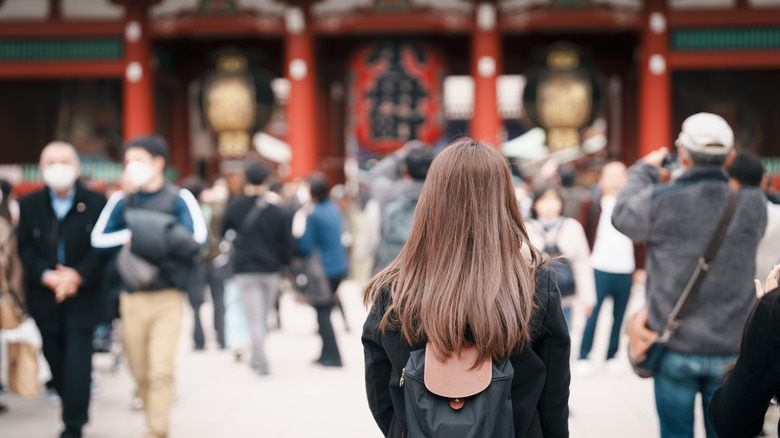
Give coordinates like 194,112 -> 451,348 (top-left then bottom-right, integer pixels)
178,188 -> 208,245
91,191 -> 131,249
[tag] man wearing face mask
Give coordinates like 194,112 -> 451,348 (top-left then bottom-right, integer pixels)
91,134 -> 206,438
17,142 -> 108,438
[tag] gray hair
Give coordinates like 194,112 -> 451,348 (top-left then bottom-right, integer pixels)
40,141 -> 80,164
686,148 -> 728,167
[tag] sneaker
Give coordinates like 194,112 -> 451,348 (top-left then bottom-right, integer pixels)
45,387 -> 61,405
60,427 -> 82,438
252,368 -> 271,379
605,359 -> 624,375
0,402 -> 8,415
573,359 -> 595,377
316,358 -> 343,368
131,396 -> 144,411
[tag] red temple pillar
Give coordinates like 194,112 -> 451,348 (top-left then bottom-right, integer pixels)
122,1 -> 154,141
470,2 -> 502,146
638,0 -> 671,158
285,6 -> 318,179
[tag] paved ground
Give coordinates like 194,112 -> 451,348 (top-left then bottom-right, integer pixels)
1,280 -> 777,438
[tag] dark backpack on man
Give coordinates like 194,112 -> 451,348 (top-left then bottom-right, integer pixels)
402,344 -> 515,438
378,195 -> 417,268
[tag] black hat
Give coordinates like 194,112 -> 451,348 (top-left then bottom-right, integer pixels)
123,135 -> 169,162
245,162 -> 271,186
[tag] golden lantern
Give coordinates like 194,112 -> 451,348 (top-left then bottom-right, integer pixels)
523,43 -> 600,152
202,52 -> 257,158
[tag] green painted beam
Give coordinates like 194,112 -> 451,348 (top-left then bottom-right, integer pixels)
672,28 -> 780,51
0,39 -> 123,61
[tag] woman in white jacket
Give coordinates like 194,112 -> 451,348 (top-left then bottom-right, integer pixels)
527,185 -> 596,329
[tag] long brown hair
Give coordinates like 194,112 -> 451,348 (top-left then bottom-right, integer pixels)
364,138 -> 542,363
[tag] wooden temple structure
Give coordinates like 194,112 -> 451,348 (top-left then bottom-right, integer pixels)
0,0 -> 779,183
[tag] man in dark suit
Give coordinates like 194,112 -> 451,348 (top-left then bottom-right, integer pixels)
17,142 -> 107,438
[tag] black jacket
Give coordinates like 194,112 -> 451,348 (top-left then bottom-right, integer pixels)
362,267 -> 571,438
17,183 -> 108,331
709,288 -> 780,438
221,196 -> 293,274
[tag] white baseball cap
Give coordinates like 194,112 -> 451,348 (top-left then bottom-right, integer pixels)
675,113 -> 734,156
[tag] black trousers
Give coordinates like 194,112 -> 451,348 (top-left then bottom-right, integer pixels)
314,276 -> 344,363
192,264 -> 227,349
41,328 -> 93,435
207,264 -> 226,348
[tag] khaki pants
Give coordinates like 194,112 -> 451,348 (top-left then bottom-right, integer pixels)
120,289 -> 183,438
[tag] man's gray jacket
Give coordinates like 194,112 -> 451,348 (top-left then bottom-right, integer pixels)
612,163 -> 766,355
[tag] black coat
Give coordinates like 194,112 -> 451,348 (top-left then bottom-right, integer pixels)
17,183 -> 108,331
709,288 -> 780,438
362,267 -> 571,438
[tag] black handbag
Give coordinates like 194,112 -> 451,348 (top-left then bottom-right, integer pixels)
288,251 -> 333,307
628,190 -> 739,378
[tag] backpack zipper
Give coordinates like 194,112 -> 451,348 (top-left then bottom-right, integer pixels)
400,367 -> 405,388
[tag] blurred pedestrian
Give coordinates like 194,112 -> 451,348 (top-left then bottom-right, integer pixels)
363,138 -> 570,437
17,142 -> 108,438
613,113 -> 766,438
328,184 -> 354,332
373,145 -> 434,273
357,142 -> 432,274
298,173 -> 348,367
527,185 -> 596,329
181,176 -> 208,350
91,135 -> 206,438
709,264 -> 780,438
0,198 -> 25,415
577,162 -> 640,374
221,162 -> 293,376
0,179 -> 16,224
727,152 -> 780,282
200,178 -> 230,348
558,166 -> 591,222
513,175 -> 533,220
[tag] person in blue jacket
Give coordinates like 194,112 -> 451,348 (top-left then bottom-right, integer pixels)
298,173 -> 348,367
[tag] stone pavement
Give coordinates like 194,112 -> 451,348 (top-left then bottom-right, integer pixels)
1,280 -> 776,438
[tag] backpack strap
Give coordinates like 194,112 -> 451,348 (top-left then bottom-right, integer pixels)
534,219 -> 564,255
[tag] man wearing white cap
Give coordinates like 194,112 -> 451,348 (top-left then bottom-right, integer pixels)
612,113 -> 767,438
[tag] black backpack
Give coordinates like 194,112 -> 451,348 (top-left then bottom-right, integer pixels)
534,220 -> 576,298
544,243 -> 576,298
402,343 -> 515,438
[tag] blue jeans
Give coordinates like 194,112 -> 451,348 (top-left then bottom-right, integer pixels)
579,270 -> 632,360
654,350 -> 736,438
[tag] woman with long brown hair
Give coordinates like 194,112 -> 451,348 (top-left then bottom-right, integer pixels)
362,138 -> 570,437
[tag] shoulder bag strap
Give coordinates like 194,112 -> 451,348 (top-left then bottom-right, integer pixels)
235,197 -> 269,240
545,219 -> 565,252
660,190 -> 740,342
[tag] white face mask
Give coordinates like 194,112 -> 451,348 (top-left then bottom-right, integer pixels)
42,164 -> 78,192
125,161 -> 155,189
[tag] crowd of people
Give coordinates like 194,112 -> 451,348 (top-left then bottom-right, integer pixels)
360,113 -> 780,438
0,136 -> 351,438
0,111 -> 779,438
